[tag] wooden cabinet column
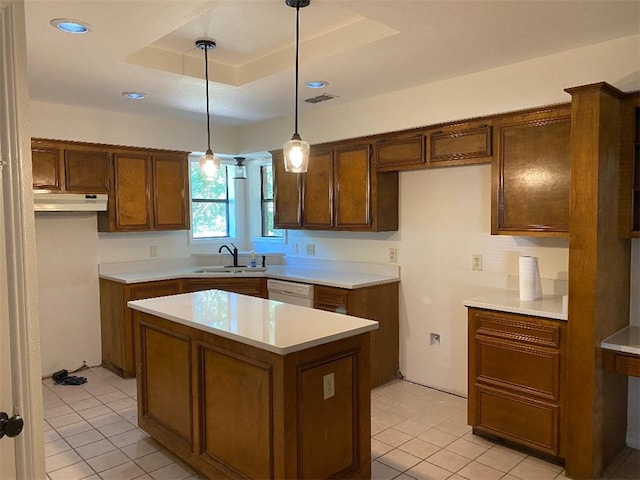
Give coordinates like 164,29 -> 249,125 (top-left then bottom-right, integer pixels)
564,82 -> 630,479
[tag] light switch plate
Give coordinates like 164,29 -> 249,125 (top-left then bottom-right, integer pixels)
323,373 -> 335,399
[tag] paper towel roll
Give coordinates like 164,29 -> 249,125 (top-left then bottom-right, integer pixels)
519,256 -> 542,301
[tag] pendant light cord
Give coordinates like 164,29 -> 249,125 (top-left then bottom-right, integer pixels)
204,46 -> 212,151
294,3 -> 300,136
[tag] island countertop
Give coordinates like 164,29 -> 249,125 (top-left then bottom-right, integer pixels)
128,290 -> 379,355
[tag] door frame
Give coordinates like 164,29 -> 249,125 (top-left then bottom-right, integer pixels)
0,1 -> 45,478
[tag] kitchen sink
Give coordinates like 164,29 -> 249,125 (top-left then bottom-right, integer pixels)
192,266 -> 267,274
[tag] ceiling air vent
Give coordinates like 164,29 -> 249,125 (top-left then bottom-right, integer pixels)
305,93 -> 337,104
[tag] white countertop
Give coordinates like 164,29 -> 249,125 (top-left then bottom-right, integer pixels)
128,290 -> 378,355
100,264 -> 399,289
463,291 -> 567,321
601,326 -> 640,356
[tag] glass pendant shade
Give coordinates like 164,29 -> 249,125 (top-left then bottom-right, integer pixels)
283,134 -> 310,173
199,149 -> 219,180
233,157 -> 247,180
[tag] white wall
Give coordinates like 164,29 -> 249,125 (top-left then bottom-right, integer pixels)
31,34 -> 639,444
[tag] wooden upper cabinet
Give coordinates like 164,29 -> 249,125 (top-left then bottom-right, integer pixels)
334,143 -> 372,229
303,148 -> 334,228
152,154 -> 189,230
273,150 -> 302,229
427,121 -> 492,167
98,149 -> 189,232
32,144 -> 62,190
31,139 -> 110,193
374,131 -> 426,171
492,105 -> 572,236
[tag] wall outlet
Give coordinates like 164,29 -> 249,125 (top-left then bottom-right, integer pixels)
306,243 -> 315,256
430,332 -> 441,345
150,245 -> 158,257
323,373 -> 335,400
472,254 -> 483,271
389,247 -> 398,263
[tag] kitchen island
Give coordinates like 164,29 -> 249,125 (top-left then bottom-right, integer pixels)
128,290 -> 378,479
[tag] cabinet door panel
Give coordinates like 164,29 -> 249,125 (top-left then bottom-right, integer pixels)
153,155 -> 188,229
273,151 -> 302,228
476,385 -> 559,455
303,149 -> 333,228
113,153 -> 151,230
429,123 -> 492,167
334,144 -> 371,229
493,108 -> 571,235
65,149 -> 110,193
375,134 -> 425,170
32,146 -> 62,190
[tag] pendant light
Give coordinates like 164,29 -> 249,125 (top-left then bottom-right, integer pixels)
283,0 -> 311,173
233,157 -> 247,180
196,39 -> 220,180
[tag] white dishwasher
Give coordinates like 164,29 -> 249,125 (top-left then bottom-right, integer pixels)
267,279 -> 314,307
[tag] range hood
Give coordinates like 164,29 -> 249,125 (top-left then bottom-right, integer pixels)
33,193 -> 108,212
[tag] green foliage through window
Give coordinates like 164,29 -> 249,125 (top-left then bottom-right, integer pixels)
261,164 -> 282,237
191,160 -> 229,238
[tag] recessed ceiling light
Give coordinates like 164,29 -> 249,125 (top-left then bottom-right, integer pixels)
121,92 -> 148,100
50,18 -> 92,34
306,80 -> 329,89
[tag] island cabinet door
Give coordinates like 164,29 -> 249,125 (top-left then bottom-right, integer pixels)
135,312 -> 194,450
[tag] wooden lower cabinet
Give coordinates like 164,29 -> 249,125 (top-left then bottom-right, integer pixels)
467,308 -> 566,459
314,282 -> 399,387
99,278 -> 181,378
182,277 -> 267,298
134,310 -> 372,479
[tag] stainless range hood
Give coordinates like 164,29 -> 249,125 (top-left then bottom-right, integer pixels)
33,193 -> 108,212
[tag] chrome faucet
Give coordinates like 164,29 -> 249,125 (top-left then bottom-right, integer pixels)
218,243 -> 239,267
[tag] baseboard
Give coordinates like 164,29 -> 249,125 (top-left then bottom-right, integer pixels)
627,431 -> 640,450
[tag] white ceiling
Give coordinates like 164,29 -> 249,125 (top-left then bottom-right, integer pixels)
24,0 -> 640,127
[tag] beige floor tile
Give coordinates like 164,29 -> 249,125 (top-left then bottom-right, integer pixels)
613,460 -> 640,479
86,449 -> 130,473
43,429 -> 61,444
136,449 -> 177,473
44,438 -> 71,457
461,432 -> 496,448
457,460 -> 504,480
374,428 -> 414,447
394,419 -> 431,437
405,459 -> 453,480
372,418 -> 390,436
55,420 -> 94,438
474,446 -> 525,472
65,428 -> 105,449
119,437 -> 162,460
398,437 -> 440,460
148,461 -> 195,480
48,412 -> 84,429
67,397 -> 103,412
393,475 -> 415,480
47,460 -> 95,480
434,413 -> 472,437
75,438 -> 117,460
378,448 -> 422,472
427,449 -> 471,472
44,405 -> 74,420
45,449 -> 83,473
371,460 -> 402,480
79,405 -> 113,420
109,427 -> 149,448
418,428 -> 459,448
372,438 -> 395,459
96,390 -> 128,403
99,461 -> 145,480
508,459 -> 558,480
518,456 -> 563,474
445,438 -> 490,460
87,412 -> 125,428
97,419 -> 136,438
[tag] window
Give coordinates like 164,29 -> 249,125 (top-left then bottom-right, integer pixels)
190,159 -> 230,239
260,164 -> 282,237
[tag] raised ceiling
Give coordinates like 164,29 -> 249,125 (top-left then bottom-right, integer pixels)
25,0 -> 640,127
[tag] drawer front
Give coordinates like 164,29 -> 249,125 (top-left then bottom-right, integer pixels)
130,281 -> 181,301
476,336 -> 560,401
375,134 -> 425,170
314,286 -> 349,313
475,385 -> 559,456
473,310 -> 561,349
429,124 -> 492,165
182,278 -> 263,297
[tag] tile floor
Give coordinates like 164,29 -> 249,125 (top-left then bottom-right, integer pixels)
42,367 -> 640,480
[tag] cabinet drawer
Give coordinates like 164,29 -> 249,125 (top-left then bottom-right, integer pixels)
375,134 -> 425,171
129,281 -> 181,301
475,385 -> 559,456
472,310 -> 561,349
476,336 -> 560,401
314,286 -> 349,313
428,123 -> 492,167
182,278 -> 264,297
